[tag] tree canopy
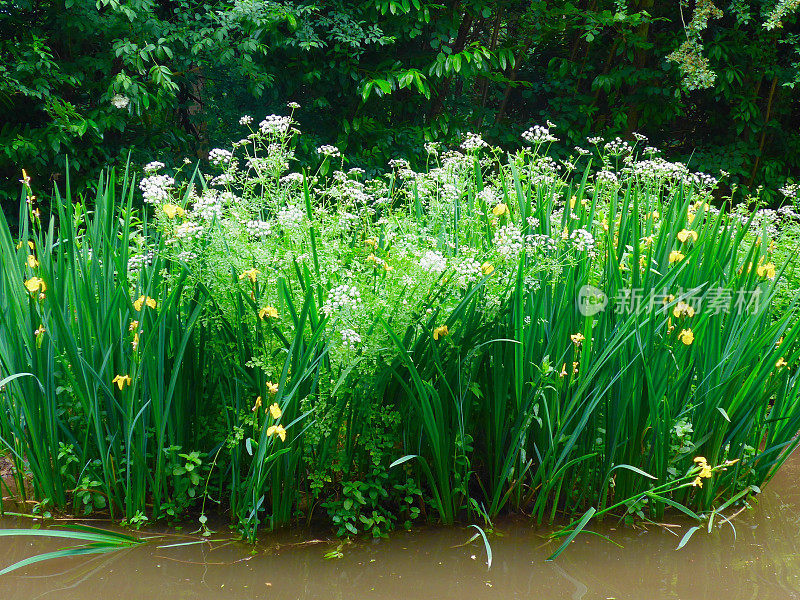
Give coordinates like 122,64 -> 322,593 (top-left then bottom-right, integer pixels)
2,0 -> 799,207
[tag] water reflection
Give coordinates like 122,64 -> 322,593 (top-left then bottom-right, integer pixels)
1,456 -> 799,600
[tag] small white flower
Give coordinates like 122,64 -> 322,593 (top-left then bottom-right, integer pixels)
420,250 -> 448,274
208,148 -> 234,167
317,145 -> 341,158
522,125 -> 558,145
111,94 -> 130,109
239,115 -> 253,125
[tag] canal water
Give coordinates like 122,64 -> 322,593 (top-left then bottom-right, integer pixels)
1,456 -> 799,599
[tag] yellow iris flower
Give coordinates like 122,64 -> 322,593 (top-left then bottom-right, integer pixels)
24,277 -> 46,293
491,203 -> 509,217
259,306 -> 279,320
134,295 -> 157,311
678,329 -> 694,345
269,403 -> 282,419
112,374 -> 132,390
267,424 -> 287,442
433,325 -> 449,340
162,204 -> 185,218
239,268 -> 260,283
672,301 -> 695,318
756,262 -> 776,279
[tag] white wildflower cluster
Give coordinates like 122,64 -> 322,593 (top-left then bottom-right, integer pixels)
779,182 -> 800,200
683,171 -> 717,190
128,251 -> 154,273
627,158 -> 689,182
643,146 -> 660,155
778,205 -> 800,220
245,157 -> 270,172
139,174 -> 175,204
340,328 -> 362,351
420,250 -> 448,274
603,137 -> 633,156
239,115 -> 253,126
587,136 -> 604,145
526,233 -> 558,254
441,183 -> 459,203
574,146 -> 591,156
277,204 -> 305,229
280,172 -> 304,186
441,150 -> 470,170
632,132 -> 648,142
493,223 -> 524,259
460,132 -> 489,152
323,285 -> 362,316
569,228 -> 596,255
526,216 -> 540,229
529,156 -> 562,186
453,257 -> 483,287
522,125 -> 558,145
245,219 -> 272,238
595,170 -> 619,186
389,158 -> 410,170
173,221 -> 204,241
424,142 -> 440,156
325,177 -> 374,205
191,190 -> 224,222
208,148 -> 234,167
210,172 -> 235,187
477,188 -> 498,206
349,167 -> 365,177
317,145 -> 341,158
144,161 -> 165,173
176,250 -> 197,262
259,115 -> 292,135
111,94 -> 130,109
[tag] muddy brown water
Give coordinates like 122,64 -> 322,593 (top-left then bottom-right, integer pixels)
2,457 -> 800,600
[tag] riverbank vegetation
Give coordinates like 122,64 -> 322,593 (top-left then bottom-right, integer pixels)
2,121 -> 799,542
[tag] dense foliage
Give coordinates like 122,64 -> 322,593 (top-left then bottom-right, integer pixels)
2,0 -> 799,216
2,123 -> 799,541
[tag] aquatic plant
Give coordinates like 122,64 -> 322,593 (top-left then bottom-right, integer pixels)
1,119 -> 799,543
